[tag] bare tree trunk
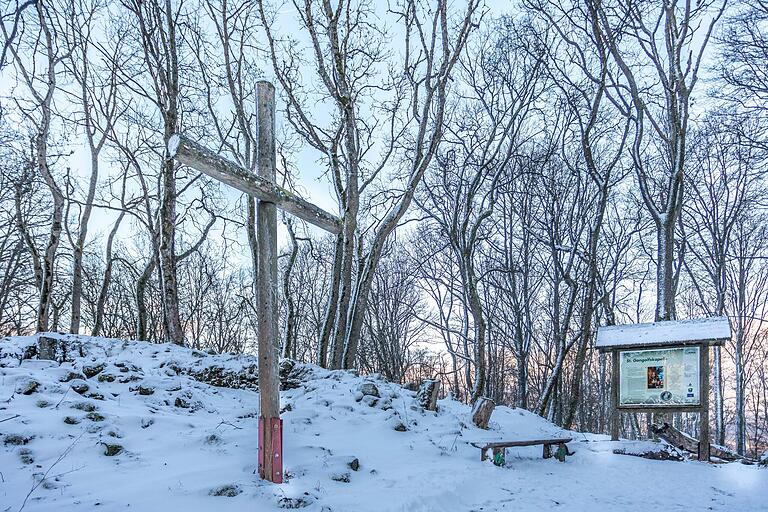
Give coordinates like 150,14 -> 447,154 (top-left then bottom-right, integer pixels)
158,0 -> 183,345
282,218 -> 299,359
318,235 -> 342,367
93,212 -> 125,336
2,2 -> 64,333
136,256 -> 156,341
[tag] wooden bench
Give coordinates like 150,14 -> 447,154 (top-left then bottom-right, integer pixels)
470,438 -> 574,465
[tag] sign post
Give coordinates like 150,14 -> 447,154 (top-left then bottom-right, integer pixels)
168,81 -> 342,483
597,317 -> 730,461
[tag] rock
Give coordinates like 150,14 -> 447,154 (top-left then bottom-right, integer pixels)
471,397 -> 495,429
278,495 -> 314,509
403,381 -> 420,392
393,421 -> 407,432
97,373 -> 116,383
82,364 -> 106,378
4,434 -> 29,446
18,448 -> 33,464
175,396 -> 190,408
330,472 -> 350,483
22,344 -> 38,360
86,412 -> 105,422
131,385 -> 155,396
102,443 -> 123,456
115,362 -> 141,374
71,402 -> 97,412
70,380 -> 90,395
416,379 -> 440,412
63,416 -> 81,425
140,418 -> 154,429
205,434 -> 222,445
361,395 -> 379,408
37,335 -> 83,363
37,335 -> 62,361
36,400 -> 50,408
210,484 -> 241,497
280,359 -> 311,390
347,458 -> 360,471
358,382 -> 380,398
182,364 -> 259,390
60,371 -> 86,383
16,378 -> 40,395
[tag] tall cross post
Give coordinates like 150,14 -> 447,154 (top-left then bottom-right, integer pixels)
168,81 -> 341,483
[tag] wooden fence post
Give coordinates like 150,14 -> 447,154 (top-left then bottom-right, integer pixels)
699,344 -> 710,461
611,350 -> 620,441
256,81 -> 282,483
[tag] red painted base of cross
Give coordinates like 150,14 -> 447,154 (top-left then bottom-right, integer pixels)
258,416 -> 283,483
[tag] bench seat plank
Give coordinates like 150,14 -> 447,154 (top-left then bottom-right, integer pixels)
471,437 -> 572,450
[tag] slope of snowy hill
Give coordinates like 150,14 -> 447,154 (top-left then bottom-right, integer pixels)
1,334 -> 766,512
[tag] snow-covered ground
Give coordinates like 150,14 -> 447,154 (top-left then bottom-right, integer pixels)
1,334 -> 766,512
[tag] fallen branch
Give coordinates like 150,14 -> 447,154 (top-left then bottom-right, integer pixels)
18,433 -> 83,512
651,423 -> 757,463
0,414 -> 20,423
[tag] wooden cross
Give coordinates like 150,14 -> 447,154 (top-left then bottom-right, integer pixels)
168,81 -> 341,483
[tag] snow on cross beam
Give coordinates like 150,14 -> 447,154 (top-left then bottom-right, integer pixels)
596,316 -> 731,350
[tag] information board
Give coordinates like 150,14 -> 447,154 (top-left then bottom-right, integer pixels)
618,346 -> 700,407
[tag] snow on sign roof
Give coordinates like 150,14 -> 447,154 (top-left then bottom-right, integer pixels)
596,317 -> 731,349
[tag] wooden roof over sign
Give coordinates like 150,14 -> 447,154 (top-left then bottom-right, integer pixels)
596,316 -> 731,351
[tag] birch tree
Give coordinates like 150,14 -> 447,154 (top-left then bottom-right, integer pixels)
2,0 -> 68,332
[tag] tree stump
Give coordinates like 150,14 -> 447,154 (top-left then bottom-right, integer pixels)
416,379 -> 440,411
472,397 -> 495,429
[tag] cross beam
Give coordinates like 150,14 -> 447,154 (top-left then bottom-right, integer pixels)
168,135 -> 341,234
168,81 -> 339,484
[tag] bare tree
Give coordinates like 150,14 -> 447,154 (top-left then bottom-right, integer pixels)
596,0 -> 726,321
2,0 -> 68,332
63,0 -> 124,333
257,0 -> 481,370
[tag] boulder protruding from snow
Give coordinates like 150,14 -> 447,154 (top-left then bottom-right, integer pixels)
471,397 -> 495,429
358,381 -> 380,398
15,378 -> 39,395
416,379 -> 440,412
37,334 -> 83,363
280,359 -> 312,390
402,381 -> 419,392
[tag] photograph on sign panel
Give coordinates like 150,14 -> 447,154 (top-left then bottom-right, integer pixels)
647,366 -> 664,389
619,347 -> 700,407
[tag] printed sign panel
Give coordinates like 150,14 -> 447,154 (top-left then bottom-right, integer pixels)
619,347 -> 700,407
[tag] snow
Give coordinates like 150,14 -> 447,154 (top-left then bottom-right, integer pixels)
2,334 -> 765,512
167,134 -> 181,157
596,317 -> 731,349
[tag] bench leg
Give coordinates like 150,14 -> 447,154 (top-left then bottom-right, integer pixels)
481,448 -> 487,462
543,444 -> 552,459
